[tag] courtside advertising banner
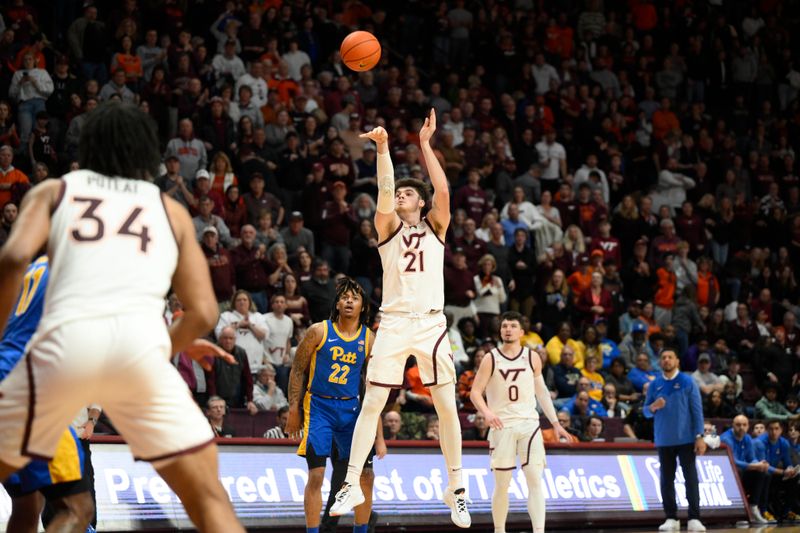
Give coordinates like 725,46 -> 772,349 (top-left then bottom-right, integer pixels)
0,443 -> 747,530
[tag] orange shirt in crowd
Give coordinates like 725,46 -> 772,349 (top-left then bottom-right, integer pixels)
0,167 -> 29,205
696,271 -> 720,307
113,53 -> 143,81
652,109 -> 680,140
654,267 -> 677,308
405,366 -> 432,399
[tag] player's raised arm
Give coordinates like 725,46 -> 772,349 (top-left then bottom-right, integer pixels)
0,180 -> 59,330
469,352 -> 503,430
419,108 -> 450,237
361,126 -> 398,241
285,322 -> 323,436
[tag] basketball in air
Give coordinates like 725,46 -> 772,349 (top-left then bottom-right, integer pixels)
341,31 -> 381,71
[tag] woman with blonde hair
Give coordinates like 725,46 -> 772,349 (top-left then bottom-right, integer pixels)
562,224 -> 586,267
473,254 -> 507,337
216,290 -> 270,374
209,151 -> 238,196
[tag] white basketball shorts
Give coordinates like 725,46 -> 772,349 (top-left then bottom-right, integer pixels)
367,312 -> 456,388
488,419 -> 545,471
0,314 -> 214,469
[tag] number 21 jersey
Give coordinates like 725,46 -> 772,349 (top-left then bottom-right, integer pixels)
42,171 -> 178,331
377,217 -> 444,314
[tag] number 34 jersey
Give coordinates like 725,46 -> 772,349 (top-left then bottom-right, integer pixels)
43,171 -> 178,332
308,320 -> 369,399
485,347 -> 539,426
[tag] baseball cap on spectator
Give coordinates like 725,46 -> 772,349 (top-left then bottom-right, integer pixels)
697,353 -> 711,365
202,226 -> 218,236
594,317 -> 607,325
332,180 -> 347,190
590,249 -> 604,258
209,96 -> 224,104
363,142 -> 376,152
196,169 -> 210,180
250,172 -> 264,182
579,254 -> 590,265
349,113 -> 360,120
165,154 -> 179,163
289,211 -> 303,221
312,162 -> 324,171
453,247 -> 466,256
631,299 -> 644,307
632,322 -> 647,334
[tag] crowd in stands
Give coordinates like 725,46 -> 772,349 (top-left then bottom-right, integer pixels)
2,0 -> 800,522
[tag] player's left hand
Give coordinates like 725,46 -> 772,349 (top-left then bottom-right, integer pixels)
485,411 -> 503,430
694,436 -> 707,456
375,438 -> 387,459
419,108 -> 436,143
184,338 -> 236,371
553,424 -> 575,443
81,420 -> 96,440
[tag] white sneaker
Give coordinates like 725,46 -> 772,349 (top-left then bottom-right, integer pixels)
329,483 -> 364,516
443,487 -> 471,528
687,519 -> 706,531
750,505 -> 767,524
658,518 -> 680,531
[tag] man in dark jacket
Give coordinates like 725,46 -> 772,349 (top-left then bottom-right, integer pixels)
301,260 -> 336,323
207,326 -> 256,413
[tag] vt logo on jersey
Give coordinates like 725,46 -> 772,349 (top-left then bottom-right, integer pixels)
402,232 -> 426,249
499,368 -> 525,381
402,231 -> 426,273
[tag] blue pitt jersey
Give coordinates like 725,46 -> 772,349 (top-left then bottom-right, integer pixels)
0,256 -> 48,379
308,320 -> 369,399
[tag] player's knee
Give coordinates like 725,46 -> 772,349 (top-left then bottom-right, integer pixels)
307,468 -> 325,489
360,468 -> 375,487
62,492 -> 95,524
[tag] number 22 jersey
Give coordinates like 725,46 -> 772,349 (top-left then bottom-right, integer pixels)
307,320 -> 369,399
42,171 -> 178,332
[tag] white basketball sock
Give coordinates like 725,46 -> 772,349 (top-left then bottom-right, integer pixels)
430,381 -> 463,489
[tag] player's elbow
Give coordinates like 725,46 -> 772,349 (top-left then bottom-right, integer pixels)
0,246 -> 32,274
196,300 -> 220,332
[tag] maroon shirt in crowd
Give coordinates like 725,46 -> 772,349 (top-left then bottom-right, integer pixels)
444,265 -> 476,307
230,243 -> 270,293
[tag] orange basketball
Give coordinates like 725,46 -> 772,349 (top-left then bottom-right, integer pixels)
340,31 -> 381,72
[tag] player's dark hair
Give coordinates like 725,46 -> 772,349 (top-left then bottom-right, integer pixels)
395,177 -> 431,211
78,101 -> 161,181
500,311 -> 524,326
330,277 -> 370,325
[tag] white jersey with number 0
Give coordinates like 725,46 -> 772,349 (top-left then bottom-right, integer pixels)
40,170 -> 178,332
485,347 -> 538,425
377,216 -> 444,314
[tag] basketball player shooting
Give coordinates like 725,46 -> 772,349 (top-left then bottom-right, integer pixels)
470,311 -> 572,533
329,109 -> 471,528
0,102 -> 244,533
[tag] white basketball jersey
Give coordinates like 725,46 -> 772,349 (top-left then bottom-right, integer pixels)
40,171 -> 178,331
485,347 -> 538,425
378,217 -> 444,314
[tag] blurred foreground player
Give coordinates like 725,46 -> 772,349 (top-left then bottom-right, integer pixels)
286,277 -> 385,533
470,311 -> 572,533
0,255 -> 94,533
331,110 -> 471,527
0,102 -> 244,533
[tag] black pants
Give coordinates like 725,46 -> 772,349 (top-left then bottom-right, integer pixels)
740,469 -> 771,510
658,443 -> 700,520
43,439 -> 97,528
